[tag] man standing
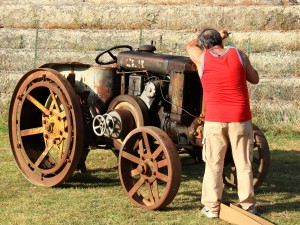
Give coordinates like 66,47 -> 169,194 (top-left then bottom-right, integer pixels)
186,28 -> 259,218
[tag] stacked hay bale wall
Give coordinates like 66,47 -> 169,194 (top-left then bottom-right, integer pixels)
0,0 -> 299,131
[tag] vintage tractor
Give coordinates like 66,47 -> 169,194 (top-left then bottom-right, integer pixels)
8,45 -> 270,210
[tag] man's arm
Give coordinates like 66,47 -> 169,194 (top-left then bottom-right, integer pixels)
186,39 -> 205,68
240,51 -> 259,84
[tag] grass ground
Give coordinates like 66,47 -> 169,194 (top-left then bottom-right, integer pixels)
0,121 -> 299,225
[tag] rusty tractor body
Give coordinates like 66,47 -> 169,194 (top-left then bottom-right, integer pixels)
8,45 -> 270,210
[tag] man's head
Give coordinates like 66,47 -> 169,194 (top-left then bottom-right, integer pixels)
198,28 -> 223,50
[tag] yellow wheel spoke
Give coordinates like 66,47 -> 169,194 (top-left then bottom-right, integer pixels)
53,143 -> 63,158
59,111 -> 66,119
49,90 -> 60,112
20,127 -> 44,136
34,143 -> 53,167
27,94 -> 49,115
62,132 -> 68,139
64,120 -> 68,129
60,139 -> 64,156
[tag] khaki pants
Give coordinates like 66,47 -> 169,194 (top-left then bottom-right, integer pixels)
201,120 -> 256,212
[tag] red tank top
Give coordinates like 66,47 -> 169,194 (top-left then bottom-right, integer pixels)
201,47 -> 251,122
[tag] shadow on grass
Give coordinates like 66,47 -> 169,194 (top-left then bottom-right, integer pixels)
169,149 -> 300,213
254,149 -> 300,196
58,149 -> 300,214
255,149 -> 300,214
58,167 -> 120,189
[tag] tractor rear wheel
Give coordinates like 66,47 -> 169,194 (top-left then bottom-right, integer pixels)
9,68 -> 84,187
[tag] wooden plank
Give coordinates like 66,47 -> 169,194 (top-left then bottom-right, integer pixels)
230,204 -> 274,225
219,203 -> 261,225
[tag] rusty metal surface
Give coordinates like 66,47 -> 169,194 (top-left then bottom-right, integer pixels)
119,126 -> 181,210
9,68 -> 84,187
117,51 -> 197,74
107,95 -> 149,150
41,62 -> 120,115
107,109 -> 135,139
169,71 -> 202,125
84,66 -> 120,107
169,71 -> 184,123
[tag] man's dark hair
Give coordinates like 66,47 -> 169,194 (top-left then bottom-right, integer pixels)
198,28 -> 223,50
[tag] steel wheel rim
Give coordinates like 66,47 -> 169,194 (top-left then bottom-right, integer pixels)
9,68 -> 84,187
119,126 -> 181,210
252,124 -> 270,188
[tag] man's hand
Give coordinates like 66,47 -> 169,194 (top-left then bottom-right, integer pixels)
219,29 -> 231,40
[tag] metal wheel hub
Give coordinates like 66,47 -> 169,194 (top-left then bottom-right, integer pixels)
138,158 -> 158,182
42,113 -> 66,143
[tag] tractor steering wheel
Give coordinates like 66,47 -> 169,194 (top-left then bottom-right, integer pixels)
95,45 -> 133,65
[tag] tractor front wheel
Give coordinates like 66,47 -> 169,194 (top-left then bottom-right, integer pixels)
119,126 -> 181,210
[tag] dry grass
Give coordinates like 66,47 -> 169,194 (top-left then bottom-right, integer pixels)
287,41 -> 300,52
0,113 -> 300,224
249,78 -> 300,133
85,0 -> 277,6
